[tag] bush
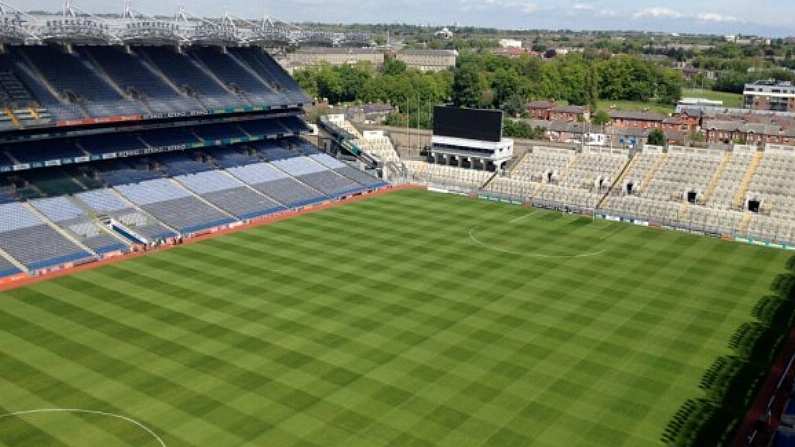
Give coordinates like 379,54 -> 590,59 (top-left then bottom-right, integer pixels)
771,273 -> 795,299
787,256 -> 795,272
753,296 -> 795,331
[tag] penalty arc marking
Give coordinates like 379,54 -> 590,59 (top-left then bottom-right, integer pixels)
0,409 -> 166,447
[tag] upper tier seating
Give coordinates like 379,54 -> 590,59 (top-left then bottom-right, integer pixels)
83,46 -> 202,115
190,47 -> 283,106
228,47 -> 308,104
0,202 -> 93,270
6,55 -> 83,120
16,46 -> 143,117
138,46 -> 240,110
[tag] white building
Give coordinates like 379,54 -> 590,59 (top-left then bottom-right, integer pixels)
498,38 -> 523,49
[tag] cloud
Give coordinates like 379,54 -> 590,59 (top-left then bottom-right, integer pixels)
459,0 -> 539,14
697,12 -> 740,23
572,3 -> 595,11
633,7 -> 683,19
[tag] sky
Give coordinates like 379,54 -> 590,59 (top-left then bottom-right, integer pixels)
20,0 -> 795,37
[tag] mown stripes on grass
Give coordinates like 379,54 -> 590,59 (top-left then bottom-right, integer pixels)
0,189 -> 788,447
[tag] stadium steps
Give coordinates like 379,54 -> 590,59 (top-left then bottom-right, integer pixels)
596,153 -> 636,209
226,51 -> 282,93
480,171 -> 499,191
166,177 -> 240,222
733,151 -> 763,209
187,54 -> 248,104
4,107 -> 20,128
133,50 -> 206,111
107,187 -> 181,236
15,52 -> 89,118
507,152 -> 529,176
267,160 -> 330,200
81,50 -> 141,104
0,246 -> 29,274
739,212 -> 753,234
23,202 -> 98,258
701,152 -> 732,205
217,168 -> 291,209
641,153 -> 668,193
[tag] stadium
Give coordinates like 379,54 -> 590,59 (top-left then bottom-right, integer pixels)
0,3 -> 794,447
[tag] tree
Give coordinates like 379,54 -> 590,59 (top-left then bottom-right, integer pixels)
647,128 -> 666,146
383,58 -> 407,76
451,62 -> 483,108
501,94 -> 527,117
592,110 -> 610,126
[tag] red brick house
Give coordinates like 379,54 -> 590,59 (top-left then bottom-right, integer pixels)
609,110 -> 666,129
549,105 -> 590,122
527,101 -> 555,120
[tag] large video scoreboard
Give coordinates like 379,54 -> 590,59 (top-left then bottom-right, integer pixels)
433,106 -> 503,142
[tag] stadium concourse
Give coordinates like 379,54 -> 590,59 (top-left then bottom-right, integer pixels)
0,43 -> 387,285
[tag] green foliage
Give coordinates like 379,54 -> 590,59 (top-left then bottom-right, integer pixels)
383,58 -> 407,76
451,62 -> 484,108
753,296 -> 795,331
503,119 -> 544,139
771,273 -> 795,299
662,398 -> 737,447
592,110 -> 611,126
647,128 -> 666,146
787,256 -> 795,272
501,94 -> 527,117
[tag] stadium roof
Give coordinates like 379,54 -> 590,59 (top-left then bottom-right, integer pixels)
0,1 -> 372,47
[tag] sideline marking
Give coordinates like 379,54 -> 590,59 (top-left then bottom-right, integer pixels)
0,409 -> 166,447
468,211 -> 608,258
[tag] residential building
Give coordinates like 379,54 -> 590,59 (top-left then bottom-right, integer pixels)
527,100 -> 556,120
498,39 -> 523,49
395,49 -> 458,72
743,80 -> 795,112
549,105 -> 590,123
609,110 -> 666,129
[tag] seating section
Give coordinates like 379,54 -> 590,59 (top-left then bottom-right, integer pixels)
17,46 -> 143,118
139,46 -> 240,110
84,46 -> 201,115
404,161 -> 492,190
74,188 -> 177,242
115,178 -> 235,234
226,160 -> 327,208
190,47 -> 282,106
172,164 -> 286,220
0,202 -> 93,270
30,196 -> 126,254
0,45 -> 305,128
272,155 -> 363,197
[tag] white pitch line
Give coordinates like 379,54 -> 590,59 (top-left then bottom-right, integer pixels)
0,409 -> 166,447
468,211 -> 607,258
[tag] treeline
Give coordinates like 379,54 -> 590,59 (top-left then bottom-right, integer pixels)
662,256 -> 795,446
450,52 -> 683,111
295,51 -> 683,125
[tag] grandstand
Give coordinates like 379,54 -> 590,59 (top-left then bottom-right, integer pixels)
0,35 -> 384,279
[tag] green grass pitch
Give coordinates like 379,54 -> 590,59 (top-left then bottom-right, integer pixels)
0,189 -> 789,447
